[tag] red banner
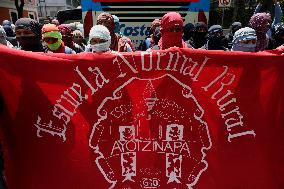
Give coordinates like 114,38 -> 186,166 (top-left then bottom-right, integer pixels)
0,46 -> 284,189
92,0 -> 199,2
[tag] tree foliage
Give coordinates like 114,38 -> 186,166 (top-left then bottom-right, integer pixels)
209,0 -> 284,28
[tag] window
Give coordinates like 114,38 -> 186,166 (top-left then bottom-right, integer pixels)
50,11 -> 57,17
9,10 -> 18,24
66,0 -> 72,6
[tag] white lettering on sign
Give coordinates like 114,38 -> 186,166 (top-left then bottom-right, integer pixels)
34,51 -> 255,145
111,140 -> 190,156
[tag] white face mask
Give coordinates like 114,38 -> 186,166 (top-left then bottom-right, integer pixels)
232,43 -> 256,52
91,40 -> 111,52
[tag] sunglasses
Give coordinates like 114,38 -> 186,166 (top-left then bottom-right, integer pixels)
43,37 -> 58,44
240,39 -> 257,45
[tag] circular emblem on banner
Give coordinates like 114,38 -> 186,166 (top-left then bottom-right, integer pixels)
89,75 -> 212,189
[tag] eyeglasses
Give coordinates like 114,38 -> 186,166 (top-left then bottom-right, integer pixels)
167,25 -> 183,33
240,39 -> 257,45
43,37 -> 58,44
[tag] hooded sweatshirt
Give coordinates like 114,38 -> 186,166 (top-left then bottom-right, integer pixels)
158,12 -> 187,50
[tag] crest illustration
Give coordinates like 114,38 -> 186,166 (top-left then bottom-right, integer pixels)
89,74 -> 212,189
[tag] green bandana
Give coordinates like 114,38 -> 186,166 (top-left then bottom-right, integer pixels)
43,31 -> 62,51
47,40 -> 62,51
42,31 -> 62,39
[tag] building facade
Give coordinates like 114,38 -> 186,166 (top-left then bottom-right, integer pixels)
38,0 -> 77,19
0,0 -> 39,23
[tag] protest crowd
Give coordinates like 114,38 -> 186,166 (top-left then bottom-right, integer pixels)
1,0 -> 284,189
0,0 -> 284,54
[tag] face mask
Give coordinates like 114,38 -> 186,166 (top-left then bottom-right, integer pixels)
193,32 -> 207,48
47,39 -> 62,51
232,43 -> 256,52
161,32 -> 183,49
208,36 -> 224,50
91,40 -> 111,52
194,32 -> 207,39
17,36 -> 38,49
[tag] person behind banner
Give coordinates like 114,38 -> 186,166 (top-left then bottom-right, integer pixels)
190,22 -> 208,49
42,24 -> 75,54
2,20 -> 17,47
249,13 -> 272,51
15,18 -> 45,52
58,24 -> 84,53
0,26 -> 14,48
254,0 -> 282,39
139,19 -> 161,51
72,30 -> 86,51
158,12 -> 192,50
183,23 -> 194,41
112,15 -> 123,36
183,22 -> 194,46
85,25 -> 111,53
97,12 -> 135,52
271,22 -> 284,49
223,22 -> 242,50
147,26 -> 161,51
201,25 -> 227,51
231,27 -> 257,52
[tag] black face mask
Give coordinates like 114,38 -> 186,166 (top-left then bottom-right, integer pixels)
193,32 -> 207,48
17,36 -> 41,51
183,31 -> 194,41
208,36 -> 224,50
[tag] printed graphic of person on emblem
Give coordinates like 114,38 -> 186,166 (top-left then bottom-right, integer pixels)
89,75 -> 212,189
